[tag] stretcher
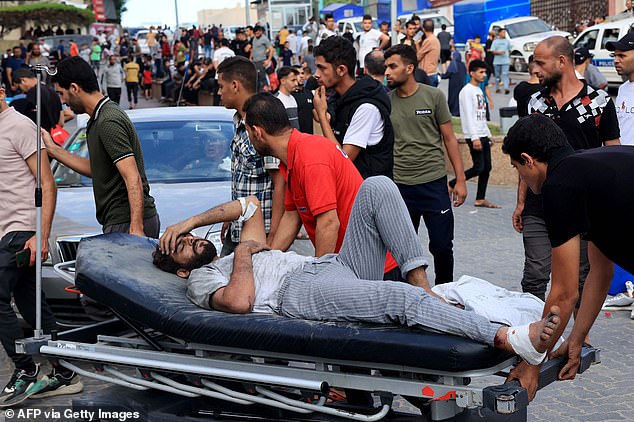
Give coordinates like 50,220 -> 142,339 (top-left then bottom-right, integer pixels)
17,234 -> 600,421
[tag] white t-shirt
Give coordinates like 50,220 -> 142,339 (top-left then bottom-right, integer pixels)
286,34 -> 298,55
616,81 -> 634,146
358,29 -> 383,65
316,28 -> 337,46
459,83 -> 491,139
275,91 -> 299,130
187,250 -> 313,313
343,103 -> 384,148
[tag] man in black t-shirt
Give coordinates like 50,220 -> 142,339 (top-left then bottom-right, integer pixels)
291,65 -> 314,134
230,30 -> 251,58
513,60 -> 541,117
503,114 -> 633,399
513,36 -> 620,307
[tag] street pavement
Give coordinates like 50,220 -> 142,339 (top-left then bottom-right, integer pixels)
1,80 -> 633,421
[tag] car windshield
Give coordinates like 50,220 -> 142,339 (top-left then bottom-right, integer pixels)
54,120 -> 234,186
505,19 -> 552,38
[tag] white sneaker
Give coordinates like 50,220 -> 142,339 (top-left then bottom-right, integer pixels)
602,293 -> 634,310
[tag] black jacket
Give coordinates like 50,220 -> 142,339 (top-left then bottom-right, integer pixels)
329,75 -> 393,179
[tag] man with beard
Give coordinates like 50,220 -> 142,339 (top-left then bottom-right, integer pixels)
384,44 -> 466,285
41,57 -> 159,238
510,36 -> 619,391
25,43 -> 49,68
312,36 -> 393,180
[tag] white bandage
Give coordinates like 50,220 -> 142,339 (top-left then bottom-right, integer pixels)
236,197 -> 258,222
507,324 -> 547,365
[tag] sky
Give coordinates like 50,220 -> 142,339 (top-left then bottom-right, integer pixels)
122,0 -> 230,27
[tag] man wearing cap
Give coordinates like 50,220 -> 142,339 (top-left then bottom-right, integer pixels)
574,47 -> 607,90
608,32 -> 634,146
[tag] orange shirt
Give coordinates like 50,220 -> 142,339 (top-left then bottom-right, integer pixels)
419,33 -> 441,76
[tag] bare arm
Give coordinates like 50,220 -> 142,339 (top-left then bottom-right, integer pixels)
604,139 -> 620,146
267,168 -> 285,242
378,33 -> 389,50
512,178 -> 528,233
314,209 -> 339,256
439,121 -> 467,206
41,129 -> 92,177
114,156 -> 146,236
23,150 -> 57,266
211,241 -> 270,313
269,210 -> 302,251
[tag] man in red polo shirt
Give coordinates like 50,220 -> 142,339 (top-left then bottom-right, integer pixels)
243,93 -> 402,274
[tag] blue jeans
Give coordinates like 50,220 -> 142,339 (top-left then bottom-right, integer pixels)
494,64 -> 509,90
204,45 -> 213,59
428,73 -> 439,87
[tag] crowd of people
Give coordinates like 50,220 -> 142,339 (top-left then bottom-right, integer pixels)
1,10 -> 634,413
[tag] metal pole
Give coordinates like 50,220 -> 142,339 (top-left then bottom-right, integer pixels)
391,0 -> 399,46
245,0 -> 251,26
34,69 -> 43,339
174,0 -> 180,41
31,64 -> 57,340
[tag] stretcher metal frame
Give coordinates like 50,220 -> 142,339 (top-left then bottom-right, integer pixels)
17,306 -> 601,422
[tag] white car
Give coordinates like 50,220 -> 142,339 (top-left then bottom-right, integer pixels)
397,10 -> 454,36
489,16 -> 570,72
573,17 -> 634,85
135,29 -> 151,55
337,17 -> 379,41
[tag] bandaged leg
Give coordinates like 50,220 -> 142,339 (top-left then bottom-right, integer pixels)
237,197 -> 258,222
503,306 -> 561,365
507,324 -> 547,365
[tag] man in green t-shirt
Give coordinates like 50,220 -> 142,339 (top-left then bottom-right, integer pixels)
384,44 -> 467,285
43,56 -> 159,238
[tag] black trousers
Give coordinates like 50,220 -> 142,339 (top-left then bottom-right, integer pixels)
0,231 -> 58,370
107,87 -> 122,105
126,82 -> 139,104
397,176 -> 454,284
450,137 -> 493,200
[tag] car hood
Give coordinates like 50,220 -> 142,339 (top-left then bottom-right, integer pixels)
511,31 -> 570,45
52,181 -> 232,240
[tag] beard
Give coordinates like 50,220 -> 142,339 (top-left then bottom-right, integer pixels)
186,239 -> 217,269
542,70 -> 562,88
387,78 -> 405,89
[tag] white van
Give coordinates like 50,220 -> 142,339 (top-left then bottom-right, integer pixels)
135,29 -> 150,55
573,17 -> 634,85
397,10 -> 454,36
489,17 -> 569,72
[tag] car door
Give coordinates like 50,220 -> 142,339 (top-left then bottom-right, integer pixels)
597,26 -> 622,83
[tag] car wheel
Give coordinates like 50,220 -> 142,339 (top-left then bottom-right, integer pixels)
512,57 -> 527,73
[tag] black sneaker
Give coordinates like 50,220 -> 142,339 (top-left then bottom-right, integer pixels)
0,365 -> 40,408
29,370 -> 83,399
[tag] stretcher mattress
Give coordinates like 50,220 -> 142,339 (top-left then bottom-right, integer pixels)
75,233 -> 514,372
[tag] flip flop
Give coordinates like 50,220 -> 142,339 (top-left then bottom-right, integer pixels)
474,200 -> 501,209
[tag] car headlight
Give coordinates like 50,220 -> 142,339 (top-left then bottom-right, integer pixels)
191,226 -> 223,254
523,42 -> 536,52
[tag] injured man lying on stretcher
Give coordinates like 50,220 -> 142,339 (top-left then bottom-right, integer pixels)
153,176 -> 560,368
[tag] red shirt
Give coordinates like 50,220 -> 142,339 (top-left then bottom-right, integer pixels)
280,130 -> 397,272
142,70 -> 152,85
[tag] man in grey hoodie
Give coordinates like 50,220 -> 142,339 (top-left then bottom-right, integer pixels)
99,55 -> 124,105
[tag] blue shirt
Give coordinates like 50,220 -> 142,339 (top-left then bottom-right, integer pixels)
490,39 -> 511,65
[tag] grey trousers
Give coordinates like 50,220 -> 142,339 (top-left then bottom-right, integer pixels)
103,213 -> 161,239
521,215 -> 589,303
278,177 -> 501,346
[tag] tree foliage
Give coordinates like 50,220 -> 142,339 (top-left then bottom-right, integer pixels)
0,3 -> 94,35
111,0 -> 128,24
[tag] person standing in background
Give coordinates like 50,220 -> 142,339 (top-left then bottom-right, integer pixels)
609,32 -> 634,145
437,24 -> 453,73
416,19 -> 440,87
490,28 -> 511,94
